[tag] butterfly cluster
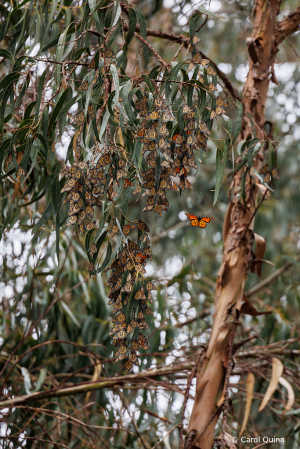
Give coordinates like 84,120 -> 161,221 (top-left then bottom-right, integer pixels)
258,164 -> 280,184
134,97 -> 215,215
105,221 -> 155,373
61,161 -> 101,235
65,47 -> 229,374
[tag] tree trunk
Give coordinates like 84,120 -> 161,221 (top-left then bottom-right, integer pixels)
187,1 -> 284,447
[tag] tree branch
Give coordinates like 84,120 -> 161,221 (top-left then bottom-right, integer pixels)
244,256 -> 300,298
274,7 -> 300,47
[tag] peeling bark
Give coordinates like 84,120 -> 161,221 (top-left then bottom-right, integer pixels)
186,2 -> 300,448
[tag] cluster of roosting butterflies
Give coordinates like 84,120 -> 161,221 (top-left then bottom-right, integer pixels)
105,221 -> 155,373
61,51 -> 228,373
134,95 -> 225,216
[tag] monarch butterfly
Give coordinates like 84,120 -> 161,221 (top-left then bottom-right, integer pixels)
133,183 -> 142,195
109,322 -> 126,336
209,82 -> 217,92
201,59 -> 210,66
73,112 -> 85,124
143,196 -> 155,212
89,243 -> 97,256
77,161 -> 87,171
79,80 -> 89,91
154,203 -> 163,216
193,53 -> 202,64
88,261 -> 94,273
115,329 -> 127,340
128,239 -> 140,252
122,224 -> 135,235
111,225 -> 119,237
115,312 -> 126,323
171,134 -> 184,145
104,48 -> 115,58
88,58 -> 95,70
144,306 -> 153,315
129,349 -> 139,365
113,301 -> 123,314
137,219 -> 150,232
154,97 -> 164,109
207,65 -> 216,76
272,167 -> 279,180
138,319 -> 148,330
158,124 -> 169,136
135,264 -> 146,274
87,104 -> 95,118
135,96 -> 148,111
86,221 -> 97,231
131,340 -> 138,350
78,223 -> 85,234
125,360 -> 133,373
116,352 -> 127,362
137,334 -> 149,349
158,138 -> 170,150
67,214 -> 78,225
145,110 -> 159,121
91,68 -> 100,87
185,213 -> 214,228
184,120 -> 196,131
97,153 -> 112,166
146,281 -> 156,291
107,273 -> 119,285
124,178 -> 134,188
162,111 -> 174,122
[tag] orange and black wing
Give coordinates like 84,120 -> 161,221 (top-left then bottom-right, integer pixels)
198,217 -> 214,228
185,213 -> 200,227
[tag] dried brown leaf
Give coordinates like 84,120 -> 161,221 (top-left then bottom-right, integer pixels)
240,372 -> 255,436
258,357 -> 283,412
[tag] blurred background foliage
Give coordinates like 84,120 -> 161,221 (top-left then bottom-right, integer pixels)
0,0 -> 300,448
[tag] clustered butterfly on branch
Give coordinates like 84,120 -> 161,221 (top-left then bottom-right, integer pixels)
57,38 -> 228,373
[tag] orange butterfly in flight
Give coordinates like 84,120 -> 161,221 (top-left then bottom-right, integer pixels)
185,213 -> 214,228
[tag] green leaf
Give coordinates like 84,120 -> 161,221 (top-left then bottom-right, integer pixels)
32,369 -> 47,392
0,49 -> 14,64
35,69 -> 47,124
214,146 -> 226,205
198,5 -> 226,19
110,64 -> 119,105
61,301 -> 81,327
99,109 -> 110,142
0,72 -> 20,92
111,1 -> 121,28
126,7 -> 137,44
15,74 -> 30,108
21,367 -> 32,395
135,8 -> 150,60
0,84 -> 13,132
189,12 -> 201,43
121,80 -> 135,125
36,133 -> 48,159
232,101 -> 243,144
141,75 -> 156,95
97,242 -> 112,273
32,203 -> 53,234
223,115 -> 232,148
48,87 -> 71,133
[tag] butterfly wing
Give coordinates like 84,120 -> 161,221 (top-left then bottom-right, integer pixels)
201,217 -> 214,223
198,217 -> 214,228
185,213 -> 198,221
